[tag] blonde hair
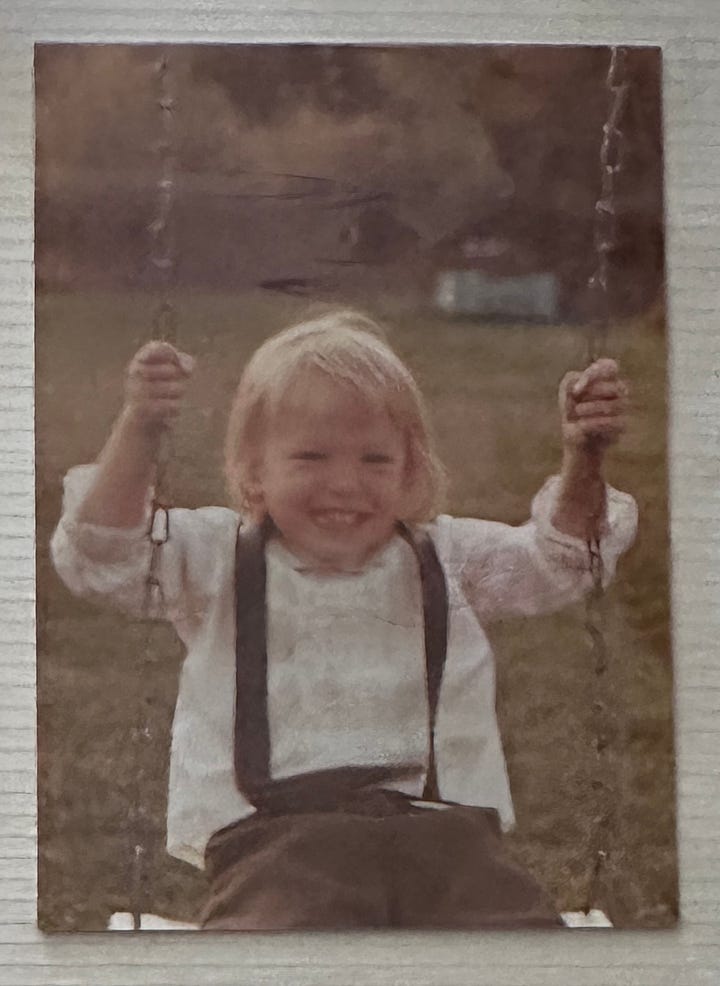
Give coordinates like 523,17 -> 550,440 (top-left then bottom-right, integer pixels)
224,307 -> 447,522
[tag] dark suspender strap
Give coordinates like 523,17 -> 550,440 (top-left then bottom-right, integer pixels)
233,520 -> 449,807
397,522 -> 448,802
233,518 -> 272,800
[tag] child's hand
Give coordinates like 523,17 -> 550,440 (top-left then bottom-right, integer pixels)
124,340 -> 195,432
559,358 -> 629,452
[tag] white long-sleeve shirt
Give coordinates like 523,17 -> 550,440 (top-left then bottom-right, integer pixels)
50,464 -> 637,869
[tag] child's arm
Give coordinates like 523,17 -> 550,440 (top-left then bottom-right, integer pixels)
50,340 -> 232,628
443,358 -> 635,623
551,358 -> 628,540
76,341 -> 194,528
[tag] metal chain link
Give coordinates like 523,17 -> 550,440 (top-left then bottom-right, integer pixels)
145,51 -> 178,618
583,45 -> 629,916
128,51 -> 179,932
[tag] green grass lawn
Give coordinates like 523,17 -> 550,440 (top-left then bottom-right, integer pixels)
36,289 -> 676,929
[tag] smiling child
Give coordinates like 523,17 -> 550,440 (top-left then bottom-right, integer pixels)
51,308 -> 637,928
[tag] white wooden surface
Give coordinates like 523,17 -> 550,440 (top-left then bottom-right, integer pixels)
1,2 -> 719,983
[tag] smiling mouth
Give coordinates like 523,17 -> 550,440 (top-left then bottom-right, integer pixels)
311,509 -> 369,529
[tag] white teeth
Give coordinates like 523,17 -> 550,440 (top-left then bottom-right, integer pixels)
314,511 -> 362,527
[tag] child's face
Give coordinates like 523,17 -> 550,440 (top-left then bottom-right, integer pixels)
255,371 -> 410,571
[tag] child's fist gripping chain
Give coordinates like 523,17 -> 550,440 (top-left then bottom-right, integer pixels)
125,340 -> 195,431
559,358 -> 629,450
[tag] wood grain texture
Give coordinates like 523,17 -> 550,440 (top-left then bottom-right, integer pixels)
2,0 -> 719,982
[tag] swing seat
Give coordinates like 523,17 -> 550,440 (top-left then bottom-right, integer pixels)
106,908 -> 613,930
107,912 -> 200,931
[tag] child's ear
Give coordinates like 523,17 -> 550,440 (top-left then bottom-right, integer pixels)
243,482 -> 266,523
246,471 -> 265,504
241,456 -> 266,517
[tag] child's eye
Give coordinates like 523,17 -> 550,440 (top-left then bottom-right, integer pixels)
291,451 -> 326,461
363,453 -> 394,465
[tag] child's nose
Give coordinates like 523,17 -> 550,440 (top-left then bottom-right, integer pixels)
326,459 -> 362,495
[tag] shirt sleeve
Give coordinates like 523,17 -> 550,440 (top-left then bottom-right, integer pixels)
49,463 -> 239,640
436,476 -> 638,624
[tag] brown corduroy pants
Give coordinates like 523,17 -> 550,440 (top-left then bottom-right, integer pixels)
199,797 -> 561,930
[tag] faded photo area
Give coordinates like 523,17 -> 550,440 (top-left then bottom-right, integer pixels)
35,43 -> 675,932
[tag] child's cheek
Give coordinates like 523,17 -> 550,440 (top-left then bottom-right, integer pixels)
287,472 -> 317,505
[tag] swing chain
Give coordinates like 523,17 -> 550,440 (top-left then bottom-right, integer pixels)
146,50 -> 178,610
129,50 -> 179,931
150,50 -> 179,558
587,46 -> 629,364
583,45 -> 629,917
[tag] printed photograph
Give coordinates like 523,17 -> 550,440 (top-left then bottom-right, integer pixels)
35,42 -> 676,931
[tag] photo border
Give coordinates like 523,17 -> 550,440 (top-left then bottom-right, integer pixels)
1,2 -> 719,982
